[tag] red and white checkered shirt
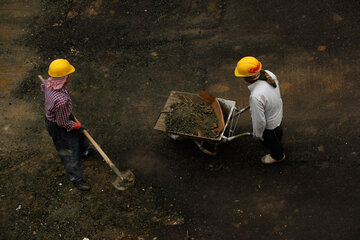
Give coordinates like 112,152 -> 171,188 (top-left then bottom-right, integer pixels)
42,81 -> 75,131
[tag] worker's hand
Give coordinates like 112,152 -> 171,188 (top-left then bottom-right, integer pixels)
73,121 -> 81,130
73,122 -> 87,132
79,125 -> 87,132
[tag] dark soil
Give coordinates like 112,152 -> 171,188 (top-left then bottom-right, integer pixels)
1,0 -> 360,239
165,94 -> 219,139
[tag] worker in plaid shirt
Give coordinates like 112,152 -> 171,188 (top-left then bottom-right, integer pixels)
41,59 -> 91,191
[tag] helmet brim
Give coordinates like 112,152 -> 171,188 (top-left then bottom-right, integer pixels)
234,67 -> 246,77
68,65 -> 75,75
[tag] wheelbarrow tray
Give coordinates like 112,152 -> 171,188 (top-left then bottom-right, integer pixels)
154,91 -> 236,143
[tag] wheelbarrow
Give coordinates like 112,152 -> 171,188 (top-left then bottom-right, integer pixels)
154,91 -> 252,156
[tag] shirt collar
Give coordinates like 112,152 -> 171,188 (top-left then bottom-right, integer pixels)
248,80 -> 262,92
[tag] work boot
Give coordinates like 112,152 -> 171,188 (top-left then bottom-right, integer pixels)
261,154 -> 286,164
73,180 -> 91,191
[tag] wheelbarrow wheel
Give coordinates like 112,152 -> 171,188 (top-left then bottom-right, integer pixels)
194,140 -> 219,156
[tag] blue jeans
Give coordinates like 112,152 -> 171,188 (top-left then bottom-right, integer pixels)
45,118 -> 89,182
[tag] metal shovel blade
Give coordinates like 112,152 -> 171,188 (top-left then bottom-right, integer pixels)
112,169 -> 135,191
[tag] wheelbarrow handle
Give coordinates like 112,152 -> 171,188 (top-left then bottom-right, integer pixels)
229,105 -> 250,120
221,132 -> 252,142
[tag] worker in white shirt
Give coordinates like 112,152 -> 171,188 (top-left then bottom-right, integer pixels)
234,56 -> 285,164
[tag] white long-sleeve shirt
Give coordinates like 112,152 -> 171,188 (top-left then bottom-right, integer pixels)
248,70 -> 283,138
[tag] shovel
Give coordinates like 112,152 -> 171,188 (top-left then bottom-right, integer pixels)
38,75 -> 135,190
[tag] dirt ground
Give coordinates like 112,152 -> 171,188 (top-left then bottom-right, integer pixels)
1,0 -> 359,239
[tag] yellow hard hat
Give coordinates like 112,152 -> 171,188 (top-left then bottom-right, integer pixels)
234,56 -> 262,77
48,59 -> 75,77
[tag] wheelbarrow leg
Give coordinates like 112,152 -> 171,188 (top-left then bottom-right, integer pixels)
194,140 -> 218,156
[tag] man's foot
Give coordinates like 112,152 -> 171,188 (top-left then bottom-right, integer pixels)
261,154 -> 286,164
73,180 -> 91,191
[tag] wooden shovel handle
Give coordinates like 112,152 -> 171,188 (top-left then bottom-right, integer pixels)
38,75 -> 46,82
73,116 -> 124,179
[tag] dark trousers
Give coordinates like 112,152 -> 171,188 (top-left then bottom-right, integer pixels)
45,118 -> 89,182
263,125 -> 284,160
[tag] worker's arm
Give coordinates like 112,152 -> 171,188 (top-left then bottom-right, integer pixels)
55,100 -> 77,131
249,95 -> 266,138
